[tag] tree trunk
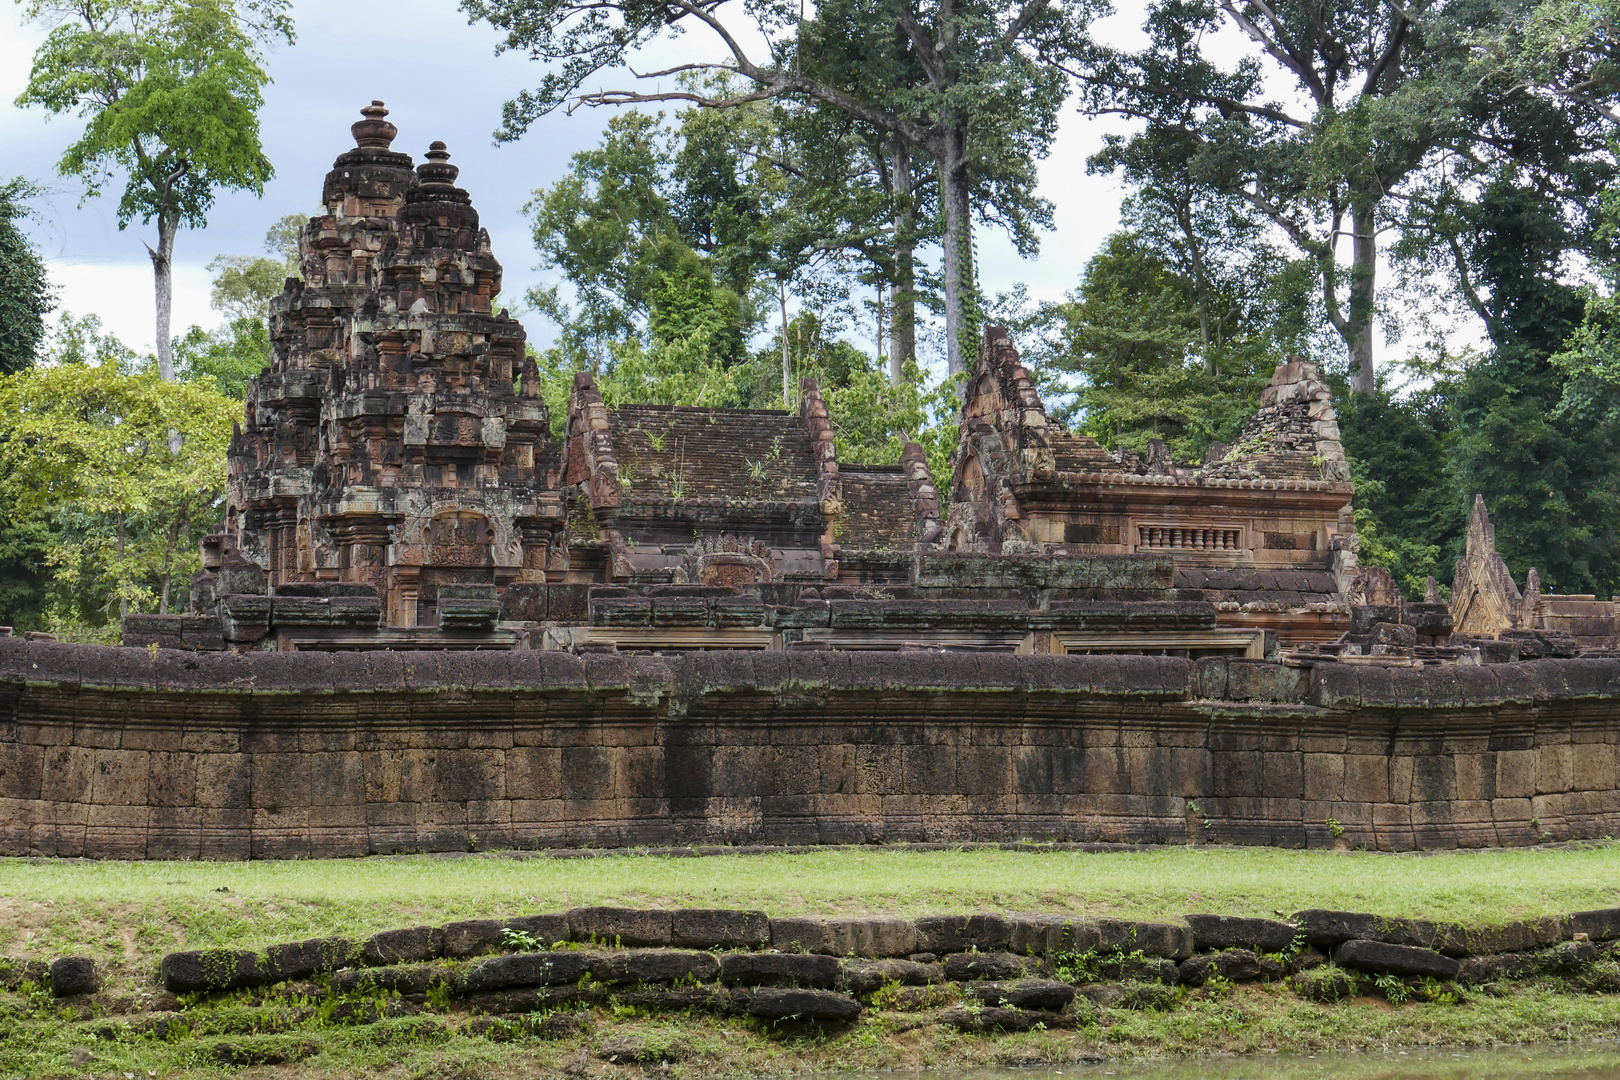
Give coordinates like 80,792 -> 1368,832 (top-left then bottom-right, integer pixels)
1347,198 -> 1378,395
159,512 -> 185,616
779,279 -> 792,409
938,128 -> 974,377
150,209 -> 178,382
150,208 -> 183,452
889,139 -> 916,386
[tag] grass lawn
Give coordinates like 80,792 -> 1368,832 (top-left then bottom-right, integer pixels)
6,845 -> 1620,1077
3,842 -> 1620,962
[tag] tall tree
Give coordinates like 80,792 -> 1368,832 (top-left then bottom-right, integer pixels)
1072,0 -> 1526,393
1451,180 -> 1620,593
13,0 -> 294,382
463,0 -> 1091,375
0,178 -> 54,374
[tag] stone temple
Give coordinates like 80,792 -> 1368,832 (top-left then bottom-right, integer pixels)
121,103 -> 1612,665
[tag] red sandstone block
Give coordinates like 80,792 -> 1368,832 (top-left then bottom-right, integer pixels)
180,726 -> 238,754
1538,745 -> 1577,794
1494,751 -> 1541,809
147,751 -> 198,807
251,753 -> 312,808
41,746 -> 95,803
90,749 -> 151,807
192,751 -> 249,809
121,723 -> 183,752
71,723 -> 121,751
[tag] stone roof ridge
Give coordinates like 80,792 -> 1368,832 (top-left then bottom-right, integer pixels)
563,370 -> 622,511
976,325 -> 1056,484
1202,356 -> 1350,484
800,377 -> 843,576
1450,494 -> 1538,635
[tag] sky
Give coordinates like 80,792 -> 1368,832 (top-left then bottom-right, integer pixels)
0,0 -> 1161,363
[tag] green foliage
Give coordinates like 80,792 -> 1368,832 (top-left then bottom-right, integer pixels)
0,178 -> 53,374
174,316 -> 268,398
1450,180 -> 1620,594
1335,374 -> 1460,596
14,0 -> 294,232
1053,233 -> 1278,462
0,316 -> 238,624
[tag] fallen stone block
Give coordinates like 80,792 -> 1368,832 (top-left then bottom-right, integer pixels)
361,926 -> 444,967
465,984 -> 603,1015
459,951 -> 592,994
50,956 -> 98,997
938,1005 -> 1038,1032
943,951 -> 1035,982
587,949 -> 720,985
964,978 -> 1075,1011
568,907 -> 672,947
1290,966 -> 1358,1003
161,949 -> 267,993
265,937 -> 355,980
718,952 -> 840,988
672,909 -> 769,949
915,914 -> 1011,955
1185,914 -> 1298,954
768,916 -> 916,957
841,959 -> 943,995
1333,940 -> 1459,980
746,987 -> 862,1022
331,963 -> 458,997
1176,949 -> 1284,986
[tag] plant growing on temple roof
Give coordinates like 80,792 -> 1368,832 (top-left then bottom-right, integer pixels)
12,0 -> 295,387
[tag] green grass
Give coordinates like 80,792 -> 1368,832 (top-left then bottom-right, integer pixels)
7,845 -> 1620,1077
3,843 -> 1620,973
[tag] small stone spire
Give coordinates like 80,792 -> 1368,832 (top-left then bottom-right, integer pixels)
351,100 -> 397,150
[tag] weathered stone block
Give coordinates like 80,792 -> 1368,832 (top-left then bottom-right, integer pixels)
50,956 -> 98,997
840,959 -> 942,995
672,909 -> 769,949
746,987 -> 862,1021
1185,914 -> 1297,954
161,949 -> 267,993
568,907 -> 674,947
587,949 -> 720,985
915,914 -> 1011,954
942,951 -> 1034,982
459,951 -> 592,993
1333,939 -> 1459,979
717,952 -> 840,987
965,977 -> 1075,1010
769,916 -> 916,958
361,926 -> 444,966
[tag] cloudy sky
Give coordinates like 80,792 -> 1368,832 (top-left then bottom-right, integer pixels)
0,1 -> 1157,360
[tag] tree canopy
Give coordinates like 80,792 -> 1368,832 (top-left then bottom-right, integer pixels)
14,0 -> 294,381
